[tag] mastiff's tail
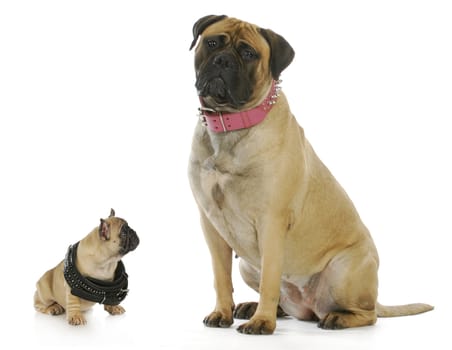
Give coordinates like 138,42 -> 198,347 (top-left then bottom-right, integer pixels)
377,302 -> 434,317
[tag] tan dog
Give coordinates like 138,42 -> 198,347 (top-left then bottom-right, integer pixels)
188,15 -> 433,335
34,209 -> 139,325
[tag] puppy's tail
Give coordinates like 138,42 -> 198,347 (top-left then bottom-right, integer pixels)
376,302 -> 433,317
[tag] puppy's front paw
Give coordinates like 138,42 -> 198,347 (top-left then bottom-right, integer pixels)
237,316 -> 275,335
203,310 -> 233,328
67,312 -> 87,326
104,305 -> 125,315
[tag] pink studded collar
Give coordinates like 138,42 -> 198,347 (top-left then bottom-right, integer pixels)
198,80 -> 280,133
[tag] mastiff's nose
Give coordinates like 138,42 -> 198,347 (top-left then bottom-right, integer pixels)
213,53 -> 237,70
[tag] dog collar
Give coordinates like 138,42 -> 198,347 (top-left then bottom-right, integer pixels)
63,242 -> 129,305
198,80 -> 281,133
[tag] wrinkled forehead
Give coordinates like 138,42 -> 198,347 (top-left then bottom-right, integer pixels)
201,18 -> 269,52
107,217 -> 128,229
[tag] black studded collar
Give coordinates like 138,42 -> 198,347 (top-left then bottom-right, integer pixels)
63,242 -> 129,305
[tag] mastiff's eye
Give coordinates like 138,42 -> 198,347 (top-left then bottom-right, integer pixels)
207,39 -> 217,49
241,48 -> 257,61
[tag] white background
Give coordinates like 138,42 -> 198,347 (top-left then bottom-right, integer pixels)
1,1 -> 451,349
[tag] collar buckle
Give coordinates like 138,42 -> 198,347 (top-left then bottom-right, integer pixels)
198,107 -> 227,132
117,288 -> 129,300
197,107 -> 214,127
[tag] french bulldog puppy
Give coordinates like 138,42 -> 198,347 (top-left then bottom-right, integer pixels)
34,209 -> 139,325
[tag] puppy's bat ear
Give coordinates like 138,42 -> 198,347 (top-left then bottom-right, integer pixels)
189,14 -> 227,50
99,219 -> 110,241
259,28 -> 295,80
109,208 -> 115,217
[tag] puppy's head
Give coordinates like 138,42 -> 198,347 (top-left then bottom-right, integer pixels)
190,15 -> 295,112
98,209 -> 140,257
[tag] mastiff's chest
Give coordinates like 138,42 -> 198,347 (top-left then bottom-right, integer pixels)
189,131 -> 264,262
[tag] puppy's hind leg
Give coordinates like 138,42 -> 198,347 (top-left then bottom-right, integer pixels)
34,290 -> 65,315
34,270 -> 65,316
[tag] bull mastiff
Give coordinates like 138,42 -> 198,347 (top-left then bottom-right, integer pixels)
188,15 -> 433,335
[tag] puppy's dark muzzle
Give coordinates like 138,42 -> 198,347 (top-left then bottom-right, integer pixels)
119,224 -> 139,255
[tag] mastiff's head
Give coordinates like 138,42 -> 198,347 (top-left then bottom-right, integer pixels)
190,15 -> 295,112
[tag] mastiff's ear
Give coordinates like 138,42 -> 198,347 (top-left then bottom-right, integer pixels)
259,28 -> 295,80
109,208 -> 115,218
189,14 -> 227,50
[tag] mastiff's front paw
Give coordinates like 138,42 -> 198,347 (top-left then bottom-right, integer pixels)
234,302 -> 257,319
234,302 -> 288,320
237,316 -> 275,335
203,310 -> 233,328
